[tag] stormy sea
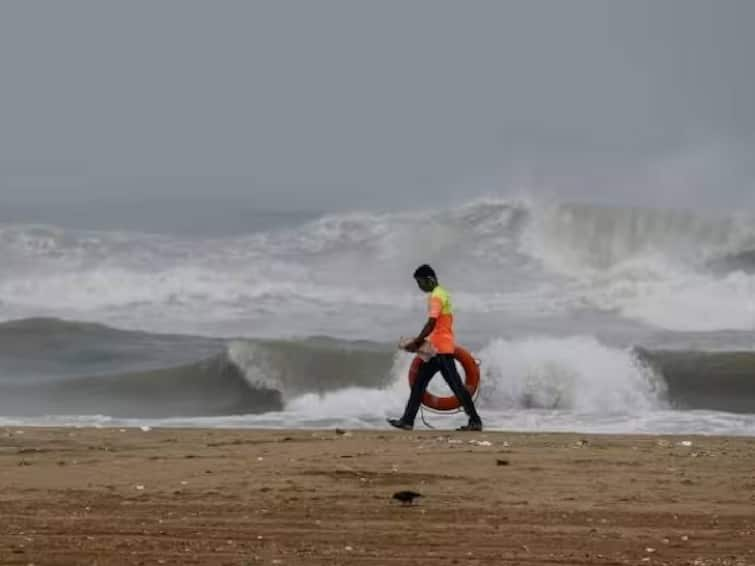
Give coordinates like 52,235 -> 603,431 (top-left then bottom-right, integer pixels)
2,198 -> 754,435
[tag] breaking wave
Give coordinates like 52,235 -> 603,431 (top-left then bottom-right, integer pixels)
1,198 -> 754,336
1,318 -> 754,422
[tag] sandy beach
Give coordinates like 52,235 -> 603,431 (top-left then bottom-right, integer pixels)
1,427 -> 753,566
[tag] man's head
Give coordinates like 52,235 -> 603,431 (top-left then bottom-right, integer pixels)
413,264 -> 437,293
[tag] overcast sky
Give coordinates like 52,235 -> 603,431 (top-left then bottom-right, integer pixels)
1,1 -> 753,215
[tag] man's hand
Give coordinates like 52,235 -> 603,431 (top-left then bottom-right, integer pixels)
403,340 -> 420,353
399,336 -> 423,353
400,318 -> 436,353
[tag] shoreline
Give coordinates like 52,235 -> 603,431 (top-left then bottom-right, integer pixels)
2,418 -> 754,439
1,427 -> 753,565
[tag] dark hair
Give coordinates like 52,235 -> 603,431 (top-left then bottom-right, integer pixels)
413,264 -> 436,279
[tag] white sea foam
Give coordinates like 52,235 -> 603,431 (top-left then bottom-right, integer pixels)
1,198 -> 754,337
270,335 -> 667,431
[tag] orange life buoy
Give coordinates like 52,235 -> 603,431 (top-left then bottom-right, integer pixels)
407,346 -> 480,411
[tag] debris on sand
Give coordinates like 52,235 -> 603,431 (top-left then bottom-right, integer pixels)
393,491 -> 422,504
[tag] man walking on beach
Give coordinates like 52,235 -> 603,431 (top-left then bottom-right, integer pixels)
388,264 -> 483,431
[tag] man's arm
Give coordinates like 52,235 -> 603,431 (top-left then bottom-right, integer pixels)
404,318 -> 436,352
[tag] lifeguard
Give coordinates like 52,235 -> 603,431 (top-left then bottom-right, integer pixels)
388,264 -> 483,431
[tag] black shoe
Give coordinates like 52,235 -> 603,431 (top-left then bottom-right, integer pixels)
387,418 -> 413,431
456,421 -> 483,432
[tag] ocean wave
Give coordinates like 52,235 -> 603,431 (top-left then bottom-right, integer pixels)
2,318 -> 753,419
0,318 -> 395,418
637,348 -> 755,414
3,353 -> 283,418
1,198 -> 755,335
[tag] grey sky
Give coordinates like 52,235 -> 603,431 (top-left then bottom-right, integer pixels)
1,0 -> 753,215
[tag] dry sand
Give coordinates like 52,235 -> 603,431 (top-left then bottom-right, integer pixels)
1,427 -> 753,565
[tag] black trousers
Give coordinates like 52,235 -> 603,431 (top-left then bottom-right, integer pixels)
401,354 -> 482,425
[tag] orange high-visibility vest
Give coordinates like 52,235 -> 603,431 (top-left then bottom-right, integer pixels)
428,285 -> 455,354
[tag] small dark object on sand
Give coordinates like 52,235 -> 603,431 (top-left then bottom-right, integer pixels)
496,459 -> 510,466
335,428 -> 347,435
393,490 -> 422,505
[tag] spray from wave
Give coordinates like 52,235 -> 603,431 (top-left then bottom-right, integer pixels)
1,198 -> 754,338
521,202 -> 755,332
477,336 -> 665,412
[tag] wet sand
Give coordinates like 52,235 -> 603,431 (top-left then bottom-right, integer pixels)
1,427 -> 753,565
